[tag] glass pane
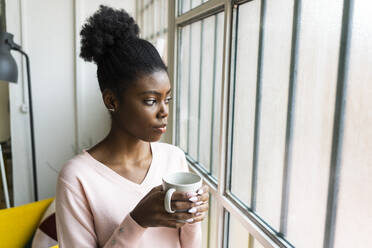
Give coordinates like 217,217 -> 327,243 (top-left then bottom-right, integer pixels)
177,13 -> 224,176
201,192 -> 218,248
143,8 -> 148,38
179,25 -> 191,152
154,0 -> 160,34
178,0 -> 203,15
228,212 -> 265,248
255,0 -> 294,230
210,12 -> 224,178
286,0 -> 343,247
179,0 -> 191,15
199,16 -> 215,172
188,21 -> 201,159
191,0 -> 202,9
230,0 -> 261,207
334,1 -> 372,247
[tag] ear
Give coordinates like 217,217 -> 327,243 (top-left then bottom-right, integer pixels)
102,88 -> 119,112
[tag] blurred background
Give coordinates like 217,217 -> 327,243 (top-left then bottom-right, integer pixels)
0,0 -> 371,247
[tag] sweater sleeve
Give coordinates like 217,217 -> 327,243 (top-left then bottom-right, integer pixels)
177,149 -> 203,248
55,177 -> 147,248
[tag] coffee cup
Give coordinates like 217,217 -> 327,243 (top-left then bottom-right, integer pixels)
162,172 -> 203,214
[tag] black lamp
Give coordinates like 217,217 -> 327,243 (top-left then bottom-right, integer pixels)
0,31 -> 38,202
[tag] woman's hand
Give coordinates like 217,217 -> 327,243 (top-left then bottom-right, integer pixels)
130,184 -> 209,229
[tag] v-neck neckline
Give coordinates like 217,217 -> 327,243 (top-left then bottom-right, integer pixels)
82,142 -> 156,189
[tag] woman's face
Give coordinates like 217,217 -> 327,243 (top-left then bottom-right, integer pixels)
111,70 -> 171,142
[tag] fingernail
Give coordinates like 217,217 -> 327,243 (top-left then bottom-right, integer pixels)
196,212 -> 202,216
195,201 -> 203,206
186,192 -> 197,197
189,196 -> 198,202
185,218 -> 194,223
188,207 -> 197,213
197,189 -> 204,195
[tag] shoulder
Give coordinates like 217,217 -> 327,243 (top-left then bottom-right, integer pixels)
152,141 -> 185,158
57,151 -> 91,187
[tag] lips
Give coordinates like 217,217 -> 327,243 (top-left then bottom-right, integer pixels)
153,124 -> 167,134
154,124 -> 167,128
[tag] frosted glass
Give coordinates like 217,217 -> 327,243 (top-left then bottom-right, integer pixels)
154,0 -> 160,34
230,0 -> 261,207
201,193 -> 218,248
334,1 -> 372,247
255,0 -> 294,230
286,0 -> 343,247
188,21 -> 202,159
199,16 -> 215,171
228,213 -> 264,248
210,12 -> 224,178
179,26 -> 191,152
180,0 -> 191,15
191,0 -> 202,9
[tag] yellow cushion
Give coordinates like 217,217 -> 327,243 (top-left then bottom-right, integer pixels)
0,197 -> 54,247
50,245 -> 59,248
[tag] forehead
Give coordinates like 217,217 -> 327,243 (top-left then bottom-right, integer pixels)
131,71 -> 171,93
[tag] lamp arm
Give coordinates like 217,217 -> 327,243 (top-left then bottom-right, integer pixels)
5,36 -> 21,50
12,47 -> 39,202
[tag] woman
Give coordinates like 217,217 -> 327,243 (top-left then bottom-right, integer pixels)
55,5 -> 209,248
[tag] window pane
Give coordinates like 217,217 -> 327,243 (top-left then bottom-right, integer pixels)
230,0 -> 261,208
192,0 -> 202,9
228,212 -> 265,248
154,0 -> 160,34
286,1 -> 343,247
178,0 -> 203,15
199,16 -> 215,171
188,21 -> 202,159
211,12 -> 224,178
179,25 -> 191,152
334,1 -> 372,247
255,0 -> 294,230
177,13 -> 224,177
179,0 -> 191,15
201,192 -> 218,248
143,8 -> 148,38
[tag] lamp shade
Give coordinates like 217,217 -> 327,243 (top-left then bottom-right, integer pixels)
0,32 -> 18,83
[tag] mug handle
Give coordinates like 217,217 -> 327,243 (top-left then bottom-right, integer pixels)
164,188 -> 176,213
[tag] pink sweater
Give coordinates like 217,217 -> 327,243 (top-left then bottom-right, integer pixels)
55,142 -> 202,248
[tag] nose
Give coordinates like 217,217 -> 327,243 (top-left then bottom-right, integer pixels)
157,100 -> 169,119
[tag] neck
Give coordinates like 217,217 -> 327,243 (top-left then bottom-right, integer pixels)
99,122 -> 151,165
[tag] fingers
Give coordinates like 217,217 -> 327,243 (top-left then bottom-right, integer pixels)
187,212 -> 207,224
167,202 -> 209,221
171,200 -> 203,211
196,184 -> 209,195
171,189 -> 209,203
171,191 -> 197,201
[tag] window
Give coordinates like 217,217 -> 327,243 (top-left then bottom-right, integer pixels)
138,0 -> 372,247
136,0 -> 168,63
178,0 -> 207,15
177,12 -> 224,181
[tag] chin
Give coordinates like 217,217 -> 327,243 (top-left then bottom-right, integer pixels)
140,134 -> 163,142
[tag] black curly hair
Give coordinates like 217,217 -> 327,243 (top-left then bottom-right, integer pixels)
79,5 -> 167,100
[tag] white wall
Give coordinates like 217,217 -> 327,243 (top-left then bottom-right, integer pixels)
6,0 -> 135,206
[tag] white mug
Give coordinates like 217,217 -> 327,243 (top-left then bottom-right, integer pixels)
162,172 -> 203,214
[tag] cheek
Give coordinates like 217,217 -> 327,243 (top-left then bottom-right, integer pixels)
118,104 -> 156,132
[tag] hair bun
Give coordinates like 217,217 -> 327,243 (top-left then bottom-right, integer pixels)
79,5 -> 139,63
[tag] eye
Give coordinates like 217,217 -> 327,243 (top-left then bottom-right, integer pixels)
144,99 -> 156,106
165,96 -> 173,104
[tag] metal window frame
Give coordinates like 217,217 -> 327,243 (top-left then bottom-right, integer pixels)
170,0 -> 293,247
137,0 -> 354,247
